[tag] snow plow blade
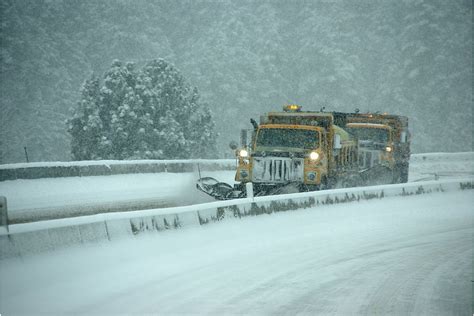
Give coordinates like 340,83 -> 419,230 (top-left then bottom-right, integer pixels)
196,177 -> 245,200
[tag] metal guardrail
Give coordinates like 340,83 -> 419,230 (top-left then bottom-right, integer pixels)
0,159 -> 236,181
0,196 -> 8,233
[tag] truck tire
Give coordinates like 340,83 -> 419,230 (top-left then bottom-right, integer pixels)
400,163 -> 409,183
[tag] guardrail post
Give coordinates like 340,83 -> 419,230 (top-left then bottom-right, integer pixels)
246,182 -> 254,201
0,196 -> 9,233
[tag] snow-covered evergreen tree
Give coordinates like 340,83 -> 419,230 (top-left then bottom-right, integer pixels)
67,59 -> 217,160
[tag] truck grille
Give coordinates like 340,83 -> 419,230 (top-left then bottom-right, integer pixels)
252,157 -> 304,183
358,149 -> 380,170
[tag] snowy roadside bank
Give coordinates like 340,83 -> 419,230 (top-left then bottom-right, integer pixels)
1,177 -> 472,259
409,152 -> 474,181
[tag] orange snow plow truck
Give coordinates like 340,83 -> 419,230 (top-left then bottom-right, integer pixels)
344,112 -> 410,183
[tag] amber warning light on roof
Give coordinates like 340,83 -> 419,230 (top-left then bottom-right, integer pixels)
283,104 -> 302,112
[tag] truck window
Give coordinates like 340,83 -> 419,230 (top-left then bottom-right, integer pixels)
256,128 -> 319,149
347,128 -> 389,144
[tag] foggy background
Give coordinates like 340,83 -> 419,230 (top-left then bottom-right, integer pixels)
0,0 -> 472,163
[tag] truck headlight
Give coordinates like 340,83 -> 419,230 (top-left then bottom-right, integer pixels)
239,149 -> 249,158
309,151 -> 320,161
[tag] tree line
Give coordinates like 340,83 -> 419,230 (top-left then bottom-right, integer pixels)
0,0 -> 471,162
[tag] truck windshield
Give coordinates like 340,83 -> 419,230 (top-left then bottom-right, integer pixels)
347,128 -> 389,144
256,128 -> 319,149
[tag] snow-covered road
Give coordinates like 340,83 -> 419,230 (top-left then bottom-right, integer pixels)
1,190 -> 472,315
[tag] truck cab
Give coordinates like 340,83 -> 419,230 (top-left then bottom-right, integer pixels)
345,122 -> 393,170
234,105 -> 357,193
345,113 -> 410,183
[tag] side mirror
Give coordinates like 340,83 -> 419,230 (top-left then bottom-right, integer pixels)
333,134 -> 342,149
400,131 -> 407,143
229,141 -> 238,150
250,118 -> 258,130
